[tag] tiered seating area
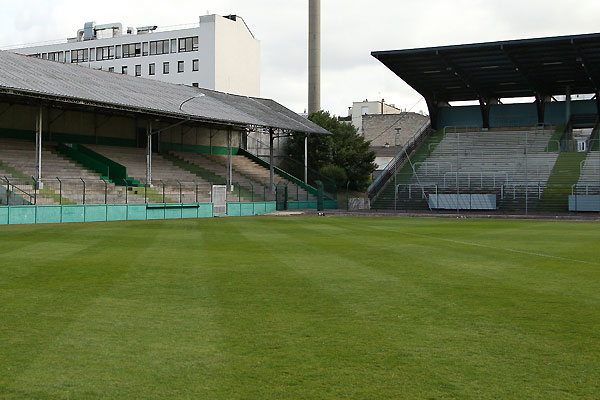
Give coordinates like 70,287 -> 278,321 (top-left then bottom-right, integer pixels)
0,138 -> 138,205
87,145 -> 213,203
412,129 -> 559,189
170,151 -> 316,201
1,138 -> 318,206
578,151 -> 600,193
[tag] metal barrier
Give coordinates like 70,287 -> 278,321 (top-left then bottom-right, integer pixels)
0,177 -> 283,206
371,127 -> 600,215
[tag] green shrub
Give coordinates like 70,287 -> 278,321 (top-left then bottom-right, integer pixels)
320,164 -> 347,188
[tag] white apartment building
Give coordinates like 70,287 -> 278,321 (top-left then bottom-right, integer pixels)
10,14 -> 260,97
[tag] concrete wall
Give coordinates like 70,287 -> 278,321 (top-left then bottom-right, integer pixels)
160,123 -> 242,151
214,16 -> 260,97
437,106 -> 483,129
362,112 -> 429,148
350,101 -> 402,135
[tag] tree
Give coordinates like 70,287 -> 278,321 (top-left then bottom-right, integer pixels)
286,110 -> 376,191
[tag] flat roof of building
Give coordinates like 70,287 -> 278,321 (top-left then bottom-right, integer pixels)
372,32 -> 600,103
0,51 -> 328,135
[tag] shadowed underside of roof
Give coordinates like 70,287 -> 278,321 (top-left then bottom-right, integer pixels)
0,51 -> 330,135
372,32 -> 600,104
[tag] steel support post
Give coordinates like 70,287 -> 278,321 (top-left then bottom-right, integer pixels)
146,121 -> 152,187
228,129 -> 233,191
36,106 -> 43,186
304,134 -> 308,184
269,129 -> 275,193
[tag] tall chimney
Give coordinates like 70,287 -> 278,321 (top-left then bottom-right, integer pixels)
308,0 -> 321,114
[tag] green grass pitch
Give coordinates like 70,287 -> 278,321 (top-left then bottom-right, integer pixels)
0,216 -> 599,399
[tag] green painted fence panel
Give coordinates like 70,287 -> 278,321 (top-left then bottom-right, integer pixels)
165,208 -> 181,220
107,205 -> 127,221
128,205 -> 147,221
227,203 -> 241,216
10,206 -> 36,224
0,207 -> 8,224
36,206 -> 61,224
85,205 -> 108,222
62,206 -> 85,223
240,203 -> 255,216
146,207 -> 165,220
182,207 -> 198,219
198,204 -> 214,218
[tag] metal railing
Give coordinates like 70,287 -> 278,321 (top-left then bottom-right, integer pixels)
0,176 -> 287,206
371,125 -> 600,214
368,119 -> 433,198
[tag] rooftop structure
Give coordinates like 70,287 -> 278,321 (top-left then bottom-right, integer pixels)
8,14 -> 260,97
372,32 -> 600,129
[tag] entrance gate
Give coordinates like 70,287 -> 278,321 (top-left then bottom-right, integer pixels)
212,185 -> 227,215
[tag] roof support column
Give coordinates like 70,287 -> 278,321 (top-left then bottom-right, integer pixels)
269,128 -> 275,194
425,97 -> 440,130
535,94 -> 549,125
227,128 -> 233,191
566,86 -> 572,124
304,134 -> 308,184
35,106 -> 43,187
479,99 -> 490,129
146,120 -> 152,187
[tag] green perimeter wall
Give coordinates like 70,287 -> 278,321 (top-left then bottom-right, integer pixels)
0,202 -> 276,225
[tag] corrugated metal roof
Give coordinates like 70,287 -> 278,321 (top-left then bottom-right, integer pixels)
0,51 -> 330,135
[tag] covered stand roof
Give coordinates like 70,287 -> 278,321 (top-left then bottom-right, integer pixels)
0,51 -> 329,135
372,32 -> 600,107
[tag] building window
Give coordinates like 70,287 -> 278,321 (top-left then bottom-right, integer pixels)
42,53 -> 47,59
122,66 -> 128,75
171,39 -> 177,53
178,61 -> 184,73
163,62 -> 169,74
149,63 -> 155,76
135,65 -> 141,76
71,48 -> 89,63
122,43 -> 141,58
48,51 -> 63,62
96,46 -> 115,61
192,59 -> 199,71
192,83 -> 199,87
142,42 -> 149,56
150,39 -> 170,55
115,45 -> 121,59
178,36 -> 199,52
108,67 -> 114,72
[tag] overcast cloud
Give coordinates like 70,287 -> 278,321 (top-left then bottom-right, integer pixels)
1,1 -> 600,116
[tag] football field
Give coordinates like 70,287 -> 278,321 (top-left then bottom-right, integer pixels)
0,216 -> 598,399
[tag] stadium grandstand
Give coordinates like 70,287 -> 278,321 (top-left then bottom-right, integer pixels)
0,51 -> 336,225
369,32 -> 600,214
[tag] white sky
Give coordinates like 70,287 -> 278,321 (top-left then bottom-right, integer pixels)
1,0 -> 600,116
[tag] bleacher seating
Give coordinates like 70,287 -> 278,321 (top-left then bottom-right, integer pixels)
411,129 -> 559,189
0,138 -> 143,205
170,151 -> 316,201
1,138 -> 317,206
87,145 -> 213,203
577,151 -> 600,194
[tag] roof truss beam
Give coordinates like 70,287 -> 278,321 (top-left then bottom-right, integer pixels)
571,40 -> 600,93
437,51 -> 491,101
500,45 -> 545,97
